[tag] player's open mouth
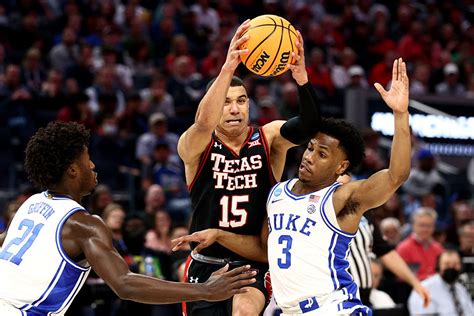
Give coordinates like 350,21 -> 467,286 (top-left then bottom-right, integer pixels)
299,162 -> 310,173
226,119 -> 242,125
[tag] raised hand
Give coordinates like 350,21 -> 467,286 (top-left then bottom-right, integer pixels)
374,58 -> 409,113
222,20 -> 251,72
171,229 -> 219,253
203,264 -> 256,301
287,31 -> 308,86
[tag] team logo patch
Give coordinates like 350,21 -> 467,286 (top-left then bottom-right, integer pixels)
307,204 -> 316,214
248,139 -> 261,148
250,132 -> 260,141
274,188 -> 282,197
214,142 -> 222,149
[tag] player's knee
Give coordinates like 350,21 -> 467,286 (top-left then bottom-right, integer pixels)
233,301 -> 260,316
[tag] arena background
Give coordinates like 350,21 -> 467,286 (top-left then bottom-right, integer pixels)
0,1 -> 472,315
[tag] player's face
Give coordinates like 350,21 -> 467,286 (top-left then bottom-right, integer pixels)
77,147 -> 98,195
217,86 -> 249,136
298,133 -> 349,185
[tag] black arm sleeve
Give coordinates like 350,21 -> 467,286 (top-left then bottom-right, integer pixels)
280,82 -> 321,145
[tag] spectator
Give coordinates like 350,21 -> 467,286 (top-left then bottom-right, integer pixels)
101,203 -> 127,255
190,0 -> 220,42
402,149 -> 447,217
408,250 -> 473,315
21,47 -> 46,93
140,75 -> 175,118
85,66 -> 126,115
410,63 -> 431,95
331,47 -> 358,89
458,222 -> 474,299
435,62 -> 466,96
397,207 -> 444,281
142,184 -> 167,229
135,112 -> 179,168
48,27 -> 79,72
65,44 -> 95,90
88,184 -> 113,216
380,217 -> 402,247
145,210 -> 172,254
57,93 -> 95,130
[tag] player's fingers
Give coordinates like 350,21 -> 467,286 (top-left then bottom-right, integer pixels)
374,83 -> 387,96
231,278 -> 257,288
223,264 -> 252,277
192,243 -> 208,253
392,59 -> 398,81
211,263 -> 229,276
171,241 -> 184,252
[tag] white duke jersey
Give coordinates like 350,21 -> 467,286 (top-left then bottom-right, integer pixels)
267,180 -> 370,315
0,192 -> 91,315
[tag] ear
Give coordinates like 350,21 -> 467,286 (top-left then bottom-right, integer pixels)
66,161 -> 80,178
336,160 -> 350,176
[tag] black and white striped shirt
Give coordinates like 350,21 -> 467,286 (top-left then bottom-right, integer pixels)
348,217 -> 393,289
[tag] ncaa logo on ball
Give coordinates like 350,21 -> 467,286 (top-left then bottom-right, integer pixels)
251,51 -> 270,73
307,204 -> 316,214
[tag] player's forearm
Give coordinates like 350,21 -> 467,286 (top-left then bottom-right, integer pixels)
217,230 -> 268,262
194,68 -> 234,130
113,273 -> 207,304
388,111 -> 411,184
380,250 -> 419,288
280,83 -> 321,145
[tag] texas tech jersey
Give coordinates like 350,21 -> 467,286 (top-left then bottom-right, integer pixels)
189,127 -> 275,260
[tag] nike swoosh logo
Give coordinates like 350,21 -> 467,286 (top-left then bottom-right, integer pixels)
271,199 -> 283,204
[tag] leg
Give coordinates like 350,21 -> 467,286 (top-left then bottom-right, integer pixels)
232,286 -> 265,316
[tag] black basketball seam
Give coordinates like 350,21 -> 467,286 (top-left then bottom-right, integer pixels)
244,19 -> 278,66
260,16 -> 285,76
247,24 -> 298,37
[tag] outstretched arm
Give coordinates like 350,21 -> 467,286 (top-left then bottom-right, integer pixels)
335,58 -> 411,232
178,20 -> 250,166
380,250 -> 431,308
172,220 -> 270,263
66,212 -> 255,304
266,31 -> 321,152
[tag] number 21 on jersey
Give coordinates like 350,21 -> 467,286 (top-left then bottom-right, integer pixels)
0,219 -> 44,265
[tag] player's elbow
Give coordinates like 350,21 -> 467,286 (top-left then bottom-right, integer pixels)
389,169 -> 410,187
109,275 -> 135,301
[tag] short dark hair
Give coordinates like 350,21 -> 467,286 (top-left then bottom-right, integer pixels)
318,117 -> 365,174
25,121 -> 90,189
205,76 -> 245,92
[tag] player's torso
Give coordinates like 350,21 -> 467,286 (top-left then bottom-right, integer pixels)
189,127 -> 275,259
267,179 -> 357,309
0,192 -> 91,315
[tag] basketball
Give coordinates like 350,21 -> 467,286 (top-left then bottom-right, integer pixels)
240,15 -> 298,77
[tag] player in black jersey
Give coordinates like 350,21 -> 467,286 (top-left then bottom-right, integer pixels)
177,20 -> 321,316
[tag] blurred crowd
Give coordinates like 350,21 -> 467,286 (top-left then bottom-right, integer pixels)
0,0 -> 473,315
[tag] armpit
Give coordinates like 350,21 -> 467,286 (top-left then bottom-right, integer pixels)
337,198 -> 360,219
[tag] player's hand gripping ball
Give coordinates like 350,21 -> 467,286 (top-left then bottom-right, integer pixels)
239,15 -> 298,77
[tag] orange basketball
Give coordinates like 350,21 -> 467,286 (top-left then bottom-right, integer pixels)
240,15 -> 298,77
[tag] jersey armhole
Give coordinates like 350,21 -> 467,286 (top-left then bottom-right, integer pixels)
55,207 -> 90,271
188,138 -> 215,191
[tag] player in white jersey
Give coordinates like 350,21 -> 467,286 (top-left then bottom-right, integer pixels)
172,58 -> 431,315
0,121 -> 256,316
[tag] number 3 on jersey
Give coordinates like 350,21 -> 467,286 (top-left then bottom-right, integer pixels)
0,219 -> 44,265
219,195 -> 248,228
278,235 -> 293,269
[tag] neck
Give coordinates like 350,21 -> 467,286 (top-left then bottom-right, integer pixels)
48,184 -> 81,203
293,178 -> 338,195
215,126 -> 249,148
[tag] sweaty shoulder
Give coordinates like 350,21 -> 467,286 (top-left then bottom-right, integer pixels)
61,211 -> 111,259
262,120 -> 286,144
